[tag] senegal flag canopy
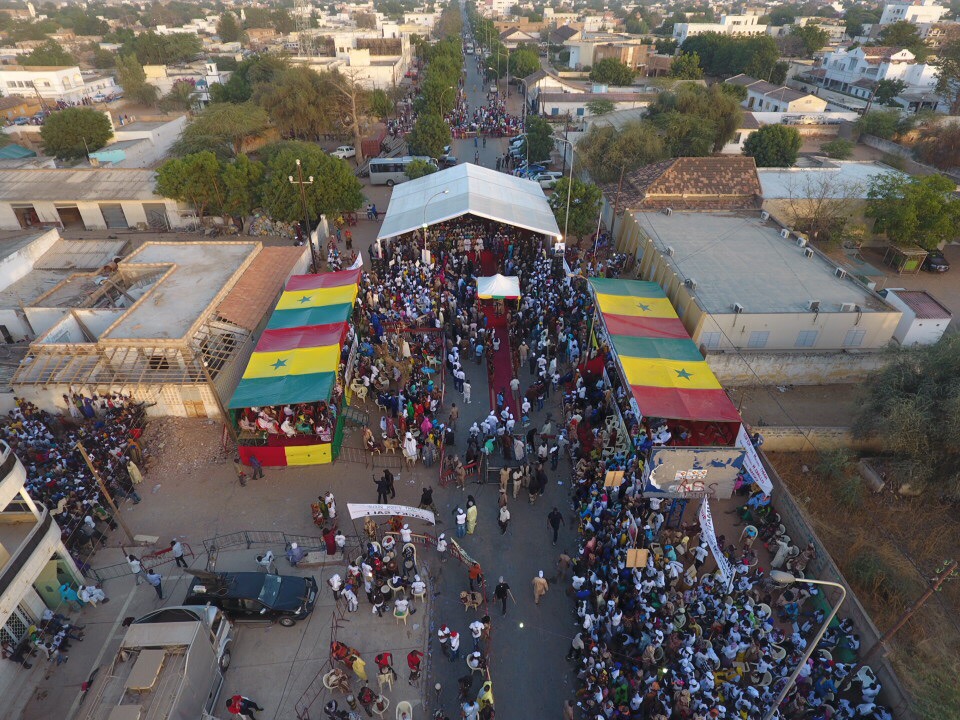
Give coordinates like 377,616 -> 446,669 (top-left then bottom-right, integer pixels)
589,277 -> 740,424
228,270 -> 359,409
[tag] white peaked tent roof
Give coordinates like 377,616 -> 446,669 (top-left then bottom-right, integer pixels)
477,274 -> 521,299
376,163 -> 562,241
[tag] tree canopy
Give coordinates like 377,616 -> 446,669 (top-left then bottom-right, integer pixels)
854,335 -> 960,500
743,124 -> 802,167
680,33 -> 786,82
40,107 -> 113,161
523,116 -> 555,164
670,52 -> 703,80
217,12 -> 242,43
259,141 -> 364,224
577,121 -> 667,183
866,173 -> 960,250
405,159 -> 438,179
18,40 -> 74,66
127,31 -> 202,65
509,47 -> 540,80
789,24 -> 829,56
407,113 -> 451,159
117,54 -> 159,106
156,151 -> 225,220
935,37 -> 960,114
589,58 -> 636,86
876,21 -> 929,61
173,102 -> 271,159
549,177 -> 603,243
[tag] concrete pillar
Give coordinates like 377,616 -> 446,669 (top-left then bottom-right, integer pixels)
0,204 -> 20,229
120,202 -> 147,227
32,202 -> 59,225
76,202 -> 106,230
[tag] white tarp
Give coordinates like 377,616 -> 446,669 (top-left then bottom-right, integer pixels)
347,502 -> 436,525
737,424 -> 774,495
477,274 -> 521,299
698,497 -> 733,586
376,163 -> 562,241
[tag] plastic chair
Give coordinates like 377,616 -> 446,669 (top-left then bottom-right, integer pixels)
467,657 -> 484,675
411,585 -> 427,605
771,644 -> 786,662
856,666 -> 877,686
757,603 -> 772,619
378,670 -> 395,693
393,607 -> 409,625
388,579 -> 406,598
373,695 -> 390,718
396,700 -> 413,720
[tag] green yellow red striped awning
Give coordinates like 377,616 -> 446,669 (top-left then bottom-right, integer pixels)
228,270 -> 359,409
589,277 -> 740,423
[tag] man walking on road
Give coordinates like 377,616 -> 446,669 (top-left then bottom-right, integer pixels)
463,380 -> 472,404
548,507 -> 565,546
171,539 -> 188,568
145,569 -> 163,599
493,577 -> 515,616
532,571 -> 549,605
226,694 -> 265,720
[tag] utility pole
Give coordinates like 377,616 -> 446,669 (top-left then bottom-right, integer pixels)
289,159 -> 318,273
609,165 -> 626,244
842,559 -> 957,688
76,442 -> 135,545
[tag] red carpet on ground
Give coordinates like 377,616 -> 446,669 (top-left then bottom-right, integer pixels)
483,304 -> 518,417
480,249 -> 496,276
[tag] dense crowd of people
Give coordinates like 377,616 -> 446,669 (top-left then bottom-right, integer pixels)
237,399 -> 342,442
2,393 -> 146,560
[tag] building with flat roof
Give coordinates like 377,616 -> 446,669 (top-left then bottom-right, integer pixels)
0,66 -> 119,104
8,240 -> 309,419
618,211 -> 901,354
0,168 -> 188,231
882,289 -> 951,345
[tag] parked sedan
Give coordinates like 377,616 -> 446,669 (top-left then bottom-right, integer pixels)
533,171 -> 563,189
922,249 -> 950,272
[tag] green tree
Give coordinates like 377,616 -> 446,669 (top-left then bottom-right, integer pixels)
670,52 -> 703,79
91,46 -> 116,69
589,58 -> 636,85
405,159 -> 438,179
655,38 -> 678,54
820,138 -> 854,159
40,107 -> 113,160
873,78 -> 907,105
156,151 -> 224,219
406,113 -> 451,159
116,54 -> 159,106
369,88 -> 394,120
524,116 -> 555,163
577,121 -> 667,182
855,110 -> 900,139
877,21 -> 929,61
913,123 -> 960,170
549,177 -> 603,243
158,80 -> 196,112
866,173 -> 960,250
583,98 -> 614,117
221,154 -> 265,226
853,335 -> 960,500
217,12 -> 242,43
648,83 -> 743,152
509,47 -> 540,79
624,12 -> 650,34
743,124 -> 802,166
18,40 -> 75,66
261,67 -> 336,140
790,24 -> 829,55
655,111 -> 718,156
260,141 -> 364,223
844,6 -> 880,37
128,31 -> 201,65
935,37 -> 960,114
681,33 -> 781,80
174,102 -> 271,159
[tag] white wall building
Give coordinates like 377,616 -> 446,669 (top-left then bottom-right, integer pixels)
882,289 -> 952,345
879,0 -> 946,25
89,117 -> 188,169
0,66 -> 119,104
0,442 -> 85,699
805,46 -> 942,109
674,14 -> 768,45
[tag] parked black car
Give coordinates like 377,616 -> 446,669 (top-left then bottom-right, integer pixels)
922,250 -> 950,273
183,571 -> 318,626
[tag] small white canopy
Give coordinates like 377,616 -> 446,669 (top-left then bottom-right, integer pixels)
477,274 -> 521,299
376,163 -> 562,241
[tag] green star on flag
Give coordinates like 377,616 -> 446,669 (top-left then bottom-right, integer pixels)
675,368 -> 693,380
298,295 -> 313,304
271,358 -> 288,370
637,302 -> 651,312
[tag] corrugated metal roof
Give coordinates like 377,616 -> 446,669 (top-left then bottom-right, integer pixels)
892,290 -> 952,319
216,246 -> 308,331
0,168 -> 162,202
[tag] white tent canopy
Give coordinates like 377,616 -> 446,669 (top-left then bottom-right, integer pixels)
376,164 -> 562,241
477,274 -> 521,299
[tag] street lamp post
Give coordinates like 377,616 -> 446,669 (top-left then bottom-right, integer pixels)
288,159 -> 318,273
422,189 -> 450,250
762,570 -> 848,720
439,85 -> 455,117
554,135 -> 575,246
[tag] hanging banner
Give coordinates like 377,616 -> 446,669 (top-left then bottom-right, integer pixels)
698,497 -> 732,585
644,447 -> 745,499
349,250 -> 364,271
347,503 -> 436,525
737,425 -> 774,495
